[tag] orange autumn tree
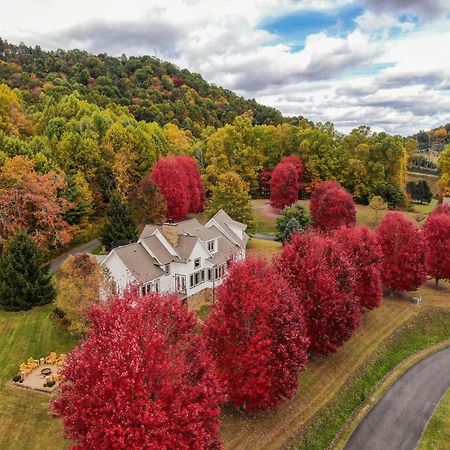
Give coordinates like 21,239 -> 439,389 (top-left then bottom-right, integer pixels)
0,156 -> 72,248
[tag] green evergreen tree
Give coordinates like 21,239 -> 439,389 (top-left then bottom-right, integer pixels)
0,231 -> 55,311
207,172 -> 255,233
282,218 -> 302,242
276,203 -> 311,241
101,192 -> 138,250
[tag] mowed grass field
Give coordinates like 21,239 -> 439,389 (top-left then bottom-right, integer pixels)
0,305 -> 77,449
418,389 -> 450,450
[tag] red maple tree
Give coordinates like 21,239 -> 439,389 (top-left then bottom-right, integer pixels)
333,226 -> 383,310
269,155 -> 304,210
276,233 -> 361,354
177,155 -> 206,213
151,156 -> 190,220
431,204 -> 450,216
151,155 -> 205,221
423,212 -> 450,285
376,212 -> 427,292
52,292 -> 224,449
310,181 -> 356,232
204,258 -> 309,412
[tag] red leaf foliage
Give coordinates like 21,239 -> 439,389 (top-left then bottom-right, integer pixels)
204,258 -> 309,412
310,181 -> 356,232
52,292 -> 224,450
423,213 -> 450,285
276,233 -> 361,354
269,155 -> 304,210
376,212 -> 427,292
431,204 -> 450,216
177,155 -> 206,213
151,155 -> 205,221
333,226 -> 383,310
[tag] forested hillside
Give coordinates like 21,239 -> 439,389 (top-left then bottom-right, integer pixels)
0,39 -> 448,255
0,39 -> 289,134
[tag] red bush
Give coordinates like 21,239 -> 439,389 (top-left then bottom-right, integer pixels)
204,258 -> 309,412
276,233 -> 361,354
310,181 -> 356,232
376,212 -> 427,292
52,292 -> 223,449
269,156 -> 304,210
423,213 -> 450,285
333,226 -> 383,311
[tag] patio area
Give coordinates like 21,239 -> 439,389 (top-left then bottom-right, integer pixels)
11,353 -> 65,393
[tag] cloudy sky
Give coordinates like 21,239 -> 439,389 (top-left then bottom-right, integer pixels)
1,0 -> 450,135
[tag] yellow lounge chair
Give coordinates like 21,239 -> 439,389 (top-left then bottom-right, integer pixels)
45,352 -> 58,365
56,354 -> 66,366
53,372 -> 62,382
26,357 -> 38,368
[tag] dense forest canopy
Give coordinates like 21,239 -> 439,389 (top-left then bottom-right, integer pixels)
0,38 -> 448,252
0,38 -> 300,134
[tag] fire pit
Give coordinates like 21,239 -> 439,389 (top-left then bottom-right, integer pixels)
41,367 -> 52,376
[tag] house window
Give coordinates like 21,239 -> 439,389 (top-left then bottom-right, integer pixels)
190,270 -> 205,288
175,275 -> 186,292
194,257 -> 201,269
154,280 -> 160,293
207,269 -> 212,281
164,263 -> 170,274
214,264 -> 226,280
207,240 -> 215,252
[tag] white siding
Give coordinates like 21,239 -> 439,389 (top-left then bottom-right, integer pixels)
102,252 -> 136,296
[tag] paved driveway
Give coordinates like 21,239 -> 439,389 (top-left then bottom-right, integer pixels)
345,346 -> 450,450
50,239 -> 101,271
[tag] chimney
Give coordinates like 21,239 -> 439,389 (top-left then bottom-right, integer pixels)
162,222 -> 179,247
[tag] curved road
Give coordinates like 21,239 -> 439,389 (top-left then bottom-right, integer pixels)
345,346 -> 450,450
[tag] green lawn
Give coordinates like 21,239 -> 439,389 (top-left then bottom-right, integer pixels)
418,389 -> 450,450
0,305 -> 78,450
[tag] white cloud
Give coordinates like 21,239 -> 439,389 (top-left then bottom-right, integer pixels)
0,0 -> 449,135
355,10 -> 415,33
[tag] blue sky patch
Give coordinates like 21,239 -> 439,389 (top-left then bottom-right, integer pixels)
259,5 -> 364,49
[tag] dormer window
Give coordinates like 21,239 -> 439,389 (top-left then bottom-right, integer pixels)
194,257 -> 201,269
164,263 -> 170,274
207,240 -> 215,252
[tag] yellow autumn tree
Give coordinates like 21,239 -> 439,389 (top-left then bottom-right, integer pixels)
54,253 -> 113,336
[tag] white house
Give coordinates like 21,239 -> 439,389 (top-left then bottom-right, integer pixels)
101,209 -> 249,301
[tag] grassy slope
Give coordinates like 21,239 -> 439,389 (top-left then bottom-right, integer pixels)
0,305 -> 78,450
220,282 -> 450,450
418,389 -> 450,450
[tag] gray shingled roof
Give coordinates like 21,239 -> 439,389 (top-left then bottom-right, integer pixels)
176,235 -> 199,261
140,236 -> 179,264
178,218 -> 221,241
207,237 -> 237,265
114,243 -> 164,284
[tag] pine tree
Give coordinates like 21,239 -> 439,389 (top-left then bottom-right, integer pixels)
0,231 -> 55,311
207,171 -> 255,233
275,203 -> 311,242
100,192 -> 138,250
